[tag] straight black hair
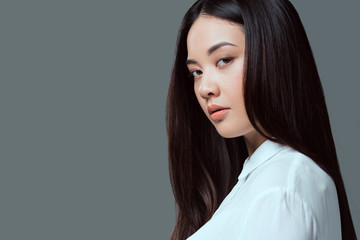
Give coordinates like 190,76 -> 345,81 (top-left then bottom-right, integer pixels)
166,0 -> 357,239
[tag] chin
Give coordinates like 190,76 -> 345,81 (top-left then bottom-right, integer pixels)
215,126 -> 242,138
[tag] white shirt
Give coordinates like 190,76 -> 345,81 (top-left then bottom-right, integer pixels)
187,139 -> 342,240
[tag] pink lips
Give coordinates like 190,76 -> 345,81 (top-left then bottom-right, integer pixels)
208,104 -> 230,121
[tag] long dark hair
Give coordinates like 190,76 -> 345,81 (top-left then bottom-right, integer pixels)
165,0 -> 357,239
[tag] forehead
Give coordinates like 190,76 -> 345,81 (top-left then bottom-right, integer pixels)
187,15 -> 244,55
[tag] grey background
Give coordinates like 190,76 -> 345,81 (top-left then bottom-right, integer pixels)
0,0 -> 358,239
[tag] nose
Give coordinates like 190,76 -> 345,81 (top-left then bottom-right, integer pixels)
198,72 -> 220,99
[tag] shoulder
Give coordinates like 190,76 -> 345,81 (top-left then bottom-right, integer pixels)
252,145 -> 337,201
245,145 -> 340,218
276,146 -> 337,205
244,146 -> 341,239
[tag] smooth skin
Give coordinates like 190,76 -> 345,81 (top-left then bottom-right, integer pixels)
186,15 -> 268,158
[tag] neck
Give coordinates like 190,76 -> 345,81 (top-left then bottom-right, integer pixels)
243,129 -> 267,158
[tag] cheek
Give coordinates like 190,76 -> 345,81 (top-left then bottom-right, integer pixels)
227,66 -> 245,99
194,84 -> 199,101
194,84 -> 207,112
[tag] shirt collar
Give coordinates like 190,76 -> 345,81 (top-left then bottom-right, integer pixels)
238,139 -> 288,181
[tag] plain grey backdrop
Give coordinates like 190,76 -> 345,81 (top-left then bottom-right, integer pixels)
1,0 -> 358,239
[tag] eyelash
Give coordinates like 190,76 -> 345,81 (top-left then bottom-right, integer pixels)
188,57 -> 233,79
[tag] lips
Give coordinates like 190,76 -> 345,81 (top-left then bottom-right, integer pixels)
207,104 -> 230,115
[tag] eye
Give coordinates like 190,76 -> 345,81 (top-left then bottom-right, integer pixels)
217,58 -> 233,67
188,70 -> 203,79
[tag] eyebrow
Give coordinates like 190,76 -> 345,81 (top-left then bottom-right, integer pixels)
186,41 -> 237,65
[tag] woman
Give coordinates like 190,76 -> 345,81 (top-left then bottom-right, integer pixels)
165,0 -> 357,239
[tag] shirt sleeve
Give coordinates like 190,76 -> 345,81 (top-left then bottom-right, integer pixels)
237,188 -> 317,240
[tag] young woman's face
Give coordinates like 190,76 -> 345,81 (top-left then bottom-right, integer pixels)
186,15 -> 256,138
